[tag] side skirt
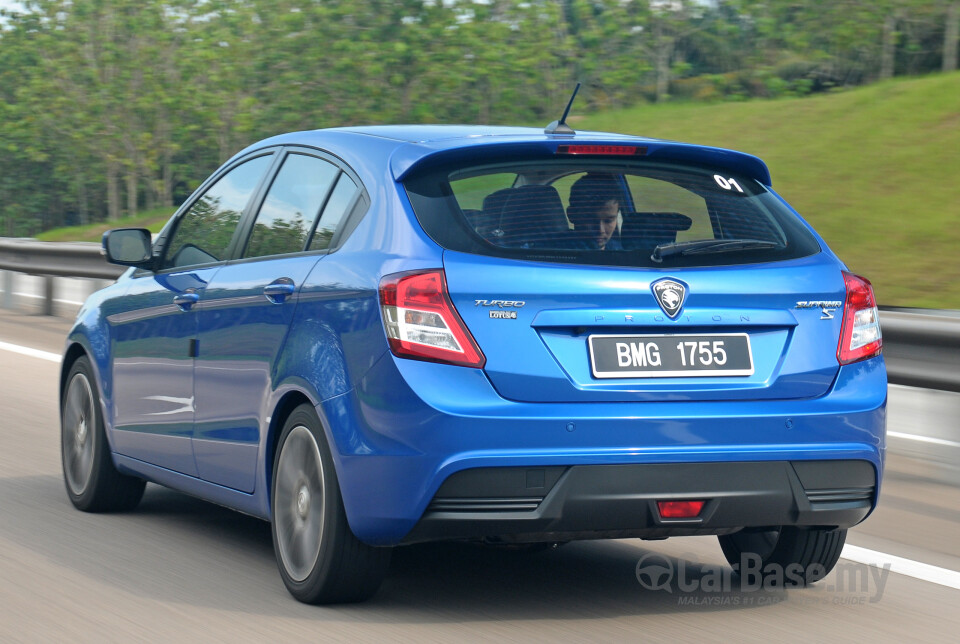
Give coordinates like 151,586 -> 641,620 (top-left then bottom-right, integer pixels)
113,453 -> 270,521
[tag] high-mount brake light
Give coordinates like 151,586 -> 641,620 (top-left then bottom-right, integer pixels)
837,271 -> 882,365
379,270 -> 485,368
556,144 -> 647,156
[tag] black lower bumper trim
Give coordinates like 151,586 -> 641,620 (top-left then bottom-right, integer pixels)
400,460 -> 877,545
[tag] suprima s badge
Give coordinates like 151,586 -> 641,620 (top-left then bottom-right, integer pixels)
796,300 -> 842,320
652,278 -> 686,319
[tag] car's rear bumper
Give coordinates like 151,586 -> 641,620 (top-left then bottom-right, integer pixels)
319,353 -> 886,546
400,460 -> 876,544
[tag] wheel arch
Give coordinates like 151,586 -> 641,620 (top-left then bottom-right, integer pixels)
59,342 -> 89,408
264,390 -> 317,507
61,329 -> 120,454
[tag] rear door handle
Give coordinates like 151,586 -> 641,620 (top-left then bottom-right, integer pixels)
263,278 -> 296,304
173,292 -> 200,311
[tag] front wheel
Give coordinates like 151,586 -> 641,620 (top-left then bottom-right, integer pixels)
718,526 -> 846,586
271,404 -> 391,604
61,356 -> 145,512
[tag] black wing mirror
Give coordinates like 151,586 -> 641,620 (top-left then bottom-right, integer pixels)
102,228 -> 154,268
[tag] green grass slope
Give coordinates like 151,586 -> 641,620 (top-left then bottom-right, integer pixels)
36,74 -> 957,307
35,207 -> 174,243
580,72 -> 960,309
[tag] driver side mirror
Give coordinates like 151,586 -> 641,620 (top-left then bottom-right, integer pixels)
102,228 -> 154,268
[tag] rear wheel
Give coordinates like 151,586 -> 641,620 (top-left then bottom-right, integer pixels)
61,356 -> 145,512
271,404 -> 391,604
718,526 -> 846,586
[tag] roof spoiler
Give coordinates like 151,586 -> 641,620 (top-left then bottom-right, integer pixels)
391,139 -> 772,187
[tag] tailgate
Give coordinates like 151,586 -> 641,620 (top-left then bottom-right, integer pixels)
443,250 -> 846,403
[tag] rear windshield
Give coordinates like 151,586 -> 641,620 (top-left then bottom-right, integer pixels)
403,159 -> 821,268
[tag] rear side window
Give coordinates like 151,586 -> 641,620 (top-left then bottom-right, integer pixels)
244,154 -> 339,258
308,173 -> 358,251
404,159 -> 820,268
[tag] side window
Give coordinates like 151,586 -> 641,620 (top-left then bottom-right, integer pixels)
163,155 -> 273,269
625,176 -> 712,242
244,154 -> 339,258
308,173 -> 358,251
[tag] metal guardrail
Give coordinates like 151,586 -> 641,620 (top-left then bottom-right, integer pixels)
0,238 -> 124,280
0,237 -> 958,391
878,309 -> 960,393
0,239 -> 123,315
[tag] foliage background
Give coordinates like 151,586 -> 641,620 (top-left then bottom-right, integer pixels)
1,0 -> 958,306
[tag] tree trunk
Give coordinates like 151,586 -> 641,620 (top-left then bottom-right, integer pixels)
162,160 -> 174,208
145,181 -> 157,211
401,83 -> 413,122
880,14 -> 897,80
945,2 -> 959,72
126,172 -> 138,217
140,153 -> 157,212
655,41 -> 673,103
217,108 -> 237,164
653,21 -> 674,103
478,77 -> 491,124
107,161 -> 121,221
77,173 -> 88,226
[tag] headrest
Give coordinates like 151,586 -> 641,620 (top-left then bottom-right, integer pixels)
620,212 -> 693,248
496,185 -> 569,245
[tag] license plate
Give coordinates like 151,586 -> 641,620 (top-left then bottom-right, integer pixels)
588,333 -> 754,378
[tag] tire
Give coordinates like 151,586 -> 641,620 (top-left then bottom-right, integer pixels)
718,526 -> 847,587
61,355 -> 145,512
271,404 -> 391,604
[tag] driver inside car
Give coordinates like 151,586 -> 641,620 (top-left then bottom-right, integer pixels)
566,173 -> 624,250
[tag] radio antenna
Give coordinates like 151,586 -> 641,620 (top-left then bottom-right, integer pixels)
544,82 -> 581,135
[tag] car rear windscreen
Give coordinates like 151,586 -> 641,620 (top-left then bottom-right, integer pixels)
403,159 -> 821,268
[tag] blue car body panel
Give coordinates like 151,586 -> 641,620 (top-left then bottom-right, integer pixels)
62,125 -> 887,545
109,267 -> 222,477
441,251 -> 846,403
332,353 -> 885,544
192,254 -> 324,492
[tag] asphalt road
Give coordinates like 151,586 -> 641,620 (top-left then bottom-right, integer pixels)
1,309 -> 958,642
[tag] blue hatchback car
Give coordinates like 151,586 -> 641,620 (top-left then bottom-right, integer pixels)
60,124 -> 886,603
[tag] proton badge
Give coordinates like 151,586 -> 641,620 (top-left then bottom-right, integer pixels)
652,278 -> 686,319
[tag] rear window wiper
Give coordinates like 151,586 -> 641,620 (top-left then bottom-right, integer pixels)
651,238 -> 781,263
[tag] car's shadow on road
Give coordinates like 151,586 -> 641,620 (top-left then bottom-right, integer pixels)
2,475 -> 792,622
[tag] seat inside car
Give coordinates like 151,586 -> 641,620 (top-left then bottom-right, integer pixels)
490,185 -> 571,248
620,211 -> 693,249
471,187 -> 513,239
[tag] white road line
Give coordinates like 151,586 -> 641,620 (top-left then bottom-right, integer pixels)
842,544 -> 960,591
13,291 -> 85,306
0,340 -> 61,363
2,337 -> 958,593
887,430 -> 960,449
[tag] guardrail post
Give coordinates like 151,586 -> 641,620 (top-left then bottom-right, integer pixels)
43,275 -> 55,316
86,278 -> 107,300
1,270 -> 14,310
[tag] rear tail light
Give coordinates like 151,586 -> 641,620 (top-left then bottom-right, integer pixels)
837,271 -> 882,365
379,269 -> 485,368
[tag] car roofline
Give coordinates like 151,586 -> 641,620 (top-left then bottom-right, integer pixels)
226,126 -> 773,188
